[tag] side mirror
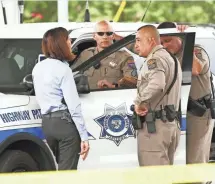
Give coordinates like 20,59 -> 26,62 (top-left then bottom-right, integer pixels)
74,72 -> 90,94
23,74 -> 33,89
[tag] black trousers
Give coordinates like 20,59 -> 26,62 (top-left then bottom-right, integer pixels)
42,111 -> 81,170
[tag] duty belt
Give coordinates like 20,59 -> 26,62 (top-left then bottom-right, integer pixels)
196,96 -> 211,109
188,94 -> 211,109
154,109 -> 179,120
187,94 -> 212,117
154,110 -> 164,119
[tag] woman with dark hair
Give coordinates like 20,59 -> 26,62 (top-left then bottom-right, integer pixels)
32,27 -> 89,170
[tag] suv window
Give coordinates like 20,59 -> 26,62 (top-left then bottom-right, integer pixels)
0,39 -> 41,86
72,32 -> 195,89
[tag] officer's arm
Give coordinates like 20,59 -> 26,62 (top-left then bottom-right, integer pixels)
192,48 -> 208,76
134,58 -> 166,106
121,55 -> 138,78
117,55 -> 138,87
60,67 -> 88,141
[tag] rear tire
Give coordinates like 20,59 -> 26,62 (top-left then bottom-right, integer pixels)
0,150 -> 39,172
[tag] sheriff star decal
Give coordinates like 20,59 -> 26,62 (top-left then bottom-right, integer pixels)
94,103 -> 135,146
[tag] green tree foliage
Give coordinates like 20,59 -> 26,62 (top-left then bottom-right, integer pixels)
23,1 -> 215,24
24,1 -> 57,23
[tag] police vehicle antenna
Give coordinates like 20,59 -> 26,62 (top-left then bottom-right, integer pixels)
1,0 -> 7,24
141,0 -> 151,22
84,0 -> 90,22
18,0 -> 24,24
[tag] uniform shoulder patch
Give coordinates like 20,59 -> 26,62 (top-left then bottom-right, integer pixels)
126,56 -> 136,69
147,59 -> 157,70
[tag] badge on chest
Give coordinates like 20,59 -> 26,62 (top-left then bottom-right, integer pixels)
109,61 -> 117,68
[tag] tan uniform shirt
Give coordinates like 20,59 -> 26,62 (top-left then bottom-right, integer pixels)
72,47 -> 137,89
176,44 -> 211,100
134,45 -> 182,111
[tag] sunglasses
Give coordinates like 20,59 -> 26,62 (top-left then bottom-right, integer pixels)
96,32 -> 114,36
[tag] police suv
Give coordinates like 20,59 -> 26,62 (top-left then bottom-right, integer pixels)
0,22 -> 214,172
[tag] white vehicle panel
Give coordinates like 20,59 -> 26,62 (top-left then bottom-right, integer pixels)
77,89 -> 186,169
0,95 -> 30,109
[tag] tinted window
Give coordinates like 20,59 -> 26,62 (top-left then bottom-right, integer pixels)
0,39 -> 41,85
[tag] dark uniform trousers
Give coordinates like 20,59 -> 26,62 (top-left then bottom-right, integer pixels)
42,110 -> 81,170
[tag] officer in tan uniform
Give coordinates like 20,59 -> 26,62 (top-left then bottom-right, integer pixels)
72,20 -> 137,89
157,22 -> 214,165
133,25 -> 182,166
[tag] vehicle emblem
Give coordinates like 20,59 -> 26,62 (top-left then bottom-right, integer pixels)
94,103 -> 136,146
